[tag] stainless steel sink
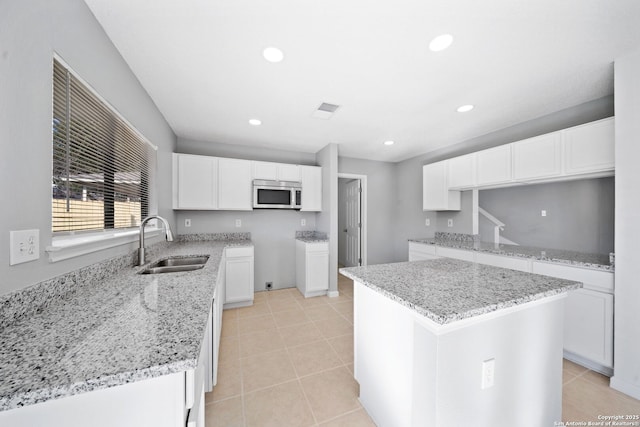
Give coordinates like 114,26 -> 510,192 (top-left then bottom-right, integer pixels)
139,255 -> 209,274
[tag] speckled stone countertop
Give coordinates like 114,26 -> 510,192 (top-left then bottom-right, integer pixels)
295,230 -> 329,243
340,258 -> 581,325
408,238 -> 613,271
0,237 -> 252,412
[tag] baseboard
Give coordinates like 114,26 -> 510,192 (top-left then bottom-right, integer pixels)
563,351 -> 613,377
610,376 -> 640,400
327,290 -> 340,298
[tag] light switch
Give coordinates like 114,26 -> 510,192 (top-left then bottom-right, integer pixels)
447,219 -> 453,227
541,210 -> 547,217
184,219 -> 191,227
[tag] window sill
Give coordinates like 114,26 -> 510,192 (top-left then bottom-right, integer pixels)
46,228 -> 160,263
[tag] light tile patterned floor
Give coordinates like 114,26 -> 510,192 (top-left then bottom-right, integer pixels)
206,273 -> 640,426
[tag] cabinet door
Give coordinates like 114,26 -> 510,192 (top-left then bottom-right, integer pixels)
218,158 -> 253,210
306,251 -> 329,292
513,133 -> 562,180
476,145 -> 513,186
448,154 -> 476,189
252,161 -> 278,180
564,288 -> 613,368
225,257 -> 254,304
278,163 -> 301,181
300,166 -> 322,211
173,154 -> 217,210
423,162 -> 461,211
563,117 -> 615,175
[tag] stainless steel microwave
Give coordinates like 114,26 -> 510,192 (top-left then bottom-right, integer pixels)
253,180 -> 302,209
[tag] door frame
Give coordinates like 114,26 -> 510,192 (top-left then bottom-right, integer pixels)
338,173 -> 368,266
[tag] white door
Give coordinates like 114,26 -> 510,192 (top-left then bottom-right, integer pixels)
344,179 -> 361,267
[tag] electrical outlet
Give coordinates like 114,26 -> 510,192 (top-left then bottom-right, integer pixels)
301,218 -> 306,227
541,210 -> 547,217
10,229 -> 40,265
235,219 -> 242,228
447,219 -> 453,228
184,219 -> 191,227
425,218 -> 430,226
266,281 -> 273,290
481,358 -> 495,389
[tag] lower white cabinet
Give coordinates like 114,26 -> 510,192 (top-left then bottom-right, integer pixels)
563,288 -> 614,370
408,241 -> 615,373
296,240 -> 329,297
408,242 -> 440,261
224,246 -> 254,308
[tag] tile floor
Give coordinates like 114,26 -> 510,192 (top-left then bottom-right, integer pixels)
206,273 -> 640,426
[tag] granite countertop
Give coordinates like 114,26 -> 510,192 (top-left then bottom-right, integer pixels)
295,230 -> 329,243
340,258 -> 581,325
0,238 -> 252,412
408,238 -> 613,272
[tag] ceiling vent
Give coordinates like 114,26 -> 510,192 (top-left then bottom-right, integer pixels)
312,102 -> 340,120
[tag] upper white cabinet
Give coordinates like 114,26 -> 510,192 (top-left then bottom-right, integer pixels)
476,144 -> 513,186
513,132 -> 562,181
173,154 -> 218,210
447,153 -> 476,189
563,117 -> 615,175
423,162 -> 461,211
300,165 -> 322,211
252,161 -> 301,182
218,158 -> 253,210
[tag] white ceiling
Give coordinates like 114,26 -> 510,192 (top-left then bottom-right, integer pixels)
84,0 -> 640,162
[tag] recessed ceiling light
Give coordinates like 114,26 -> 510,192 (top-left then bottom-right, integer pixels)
384,140 -> 395,146
249,119 -> 262,126
263,47 -> 284,63
429,34 -> 453,52
457,104 -> 474,113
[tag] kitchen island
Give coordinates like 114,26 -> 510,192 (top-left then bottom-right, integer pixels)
340,258 -> 581,427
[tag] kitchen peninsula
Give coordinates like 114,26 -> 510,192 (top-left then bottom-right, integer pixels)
340,258 -> 581,427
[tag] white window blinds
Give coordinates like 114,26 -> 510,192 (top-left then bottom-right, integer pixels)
52,59 -> 153,233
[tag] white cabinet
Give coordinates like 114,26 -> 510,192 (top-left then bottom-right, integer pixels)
513,133 -> 562,181
296,240 -> 329,297
423,162 -> 461,211
172,154 -> 218,210
447,154 -> 476,189
563,288 -> 614,370
218,158 -> 253,210
224,246 -> 254,308
476,144 -> 513,186
252,161 -> 301,182
435,246 -> 475,262
408,242 -> 439,261
207,265 -> 225,391
300,165 -> 322,211
563,117 -> 615,175
475,252 -> 530,272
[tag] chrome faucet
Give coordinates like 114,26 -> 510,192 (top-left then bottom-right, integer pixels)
138,215 -> 174,265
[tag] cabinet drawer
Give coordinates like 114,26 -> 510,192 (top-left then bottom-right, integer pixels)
225,246 -> 254,258
475,252 -> 530,272
408,242 -> 437,256
304,242 -> 329,253
435,247 -> 475,262
531,261 -> 613,293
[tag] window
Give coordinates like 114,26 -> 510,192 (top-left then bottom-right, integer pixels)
52,59 -> 154,234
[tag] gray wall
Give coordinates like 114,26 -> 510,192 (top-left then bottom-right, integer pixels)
479,178 -> 614,253
316,144 -> 339,294
175,138 -> 319,291
0,0 -> 176,296
392,96 -> 615,261
611,48 -> 640,399
338,157 -> 398,265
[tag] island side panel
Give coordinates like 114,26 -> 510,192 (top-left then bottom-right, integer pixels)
354,281 -> 566,427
